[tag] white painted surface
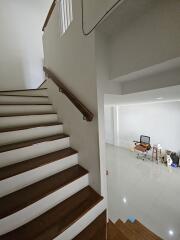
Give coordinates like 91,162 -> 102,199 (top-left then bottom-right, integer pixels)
0,89 -> 48,96
0,104 -> 54,115
113,57 -> 180,83
95,0 -> 180,94
0,137 -> 70,167
43,0 -> 123,198
106,144 -> 180,240
105,85 -> 180,106
104,106 -> 114,145
0,114 -> 58,129
105,101 -> 180,153
0,95 -> 50,104
0,153 -> 78,197
0,174 -> 89,235
0,0 -> 52,90
108,0 -> 180,79
54,199 -> 105,240
82,0 -> 109,34
0,125 -> 63,146
82,0 -> 124,36
121,68 -> 180,95
43,0 -> 101,194
95,31 -> 121,200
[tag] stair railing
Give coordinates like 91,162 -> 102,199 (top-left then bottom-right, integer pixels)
42,0 -> 57,31
43,67 -> 94,121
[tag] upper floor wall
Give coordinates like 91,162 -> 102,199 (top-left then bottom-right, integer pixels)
0,0 -> 52,90
82,0 -> 119,34
43,0 -> 102,194
42,0 -> 122,196
107,0 -> 180,80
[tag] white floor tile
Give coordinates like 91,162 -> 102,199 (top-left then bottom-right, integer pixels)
106,144 -> 180,240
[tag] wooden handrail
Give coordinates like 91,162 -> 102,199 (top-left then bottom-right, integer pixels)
42,0 -> 57,31
43,67 -> 94,121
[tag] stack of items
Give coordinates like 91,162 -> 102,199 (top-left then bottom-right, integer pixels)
165,151 -> 179,168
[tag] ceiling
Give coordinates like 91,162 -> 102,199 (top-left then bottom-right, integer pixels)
104,85 -> 180,106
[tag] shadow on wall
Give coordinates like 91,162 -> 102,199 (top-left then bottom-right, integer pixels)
0,57 -> 44,91
0,59 -> 26,90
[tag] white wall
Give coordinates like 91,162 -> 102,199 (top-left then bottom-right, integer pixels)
82,0 -> 122,35
110,0 -> 180,80
43,0 -> 102,194
42,0 -> 122,196
104,106 -> 114,144
0,0 -> 52,90
105,102 -> 180,153
95,30 -> 121,201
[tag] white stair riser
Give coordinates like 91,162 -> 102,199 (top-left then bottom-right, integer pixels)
0,89 -> 48,96
0,174 -> 89,235
0,125 -> 63,146
0,154 -> 78,197
55,199 -> 105,240
0,105 -> 54,115
0,114 -> 58,129
0,96 -> 49,104
0,137 -> 70,167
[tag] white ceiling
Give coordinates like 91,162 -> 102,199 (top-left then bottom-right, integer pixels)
113,57 -> 180,83
105,85 -> 180,106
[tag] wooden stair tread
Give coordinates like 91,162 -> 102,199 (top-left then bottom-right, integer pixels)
0,112 -> 56,117
116,220 -> 162,240
0,122 -> 62,133
108,220 -> 129,240
73,211 -> 106,240
116,220 -> 137,240
0,186 -> 102,240
0,147 -> 77,180
125,221 -> 162,240
0,165 -> 88,219
0,133 -> 68,153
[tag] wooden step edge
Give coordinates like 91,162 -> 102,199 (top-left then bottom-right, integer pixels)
0,122 -> 62,133
0,88 -> 47,93
126,220 -> 163,240
115,219 -> 123,224
0,147 -> 78,181
73,211 -> 107,240
108,220 -> 129,240
0,165 -> 89,219
0,134 -> 69,153
0,94 -> 49,98
0,112 -> 56,117
0,187 -> 103,240
115,219 -> 136,239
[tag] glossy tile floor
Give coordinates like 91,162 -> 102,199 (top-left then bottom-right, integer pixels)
106,144 -> 180,240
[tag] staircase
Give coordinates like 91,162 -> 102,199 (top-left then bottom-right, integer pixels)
108,219 -> 162,240
108,220 -> 128,240
0,88 -> 106,240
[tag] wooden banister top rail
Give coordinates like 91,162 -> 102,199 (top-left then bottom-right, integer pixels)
43,67 -> 94,122
42,0 -> 57,31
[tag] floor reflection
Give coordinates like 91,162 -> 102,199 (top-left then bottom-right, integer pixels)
106,144 -> 180,240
